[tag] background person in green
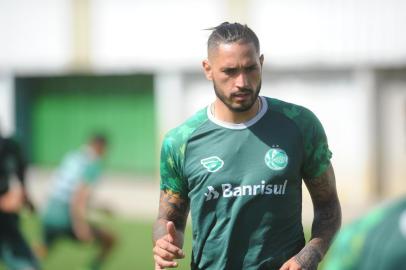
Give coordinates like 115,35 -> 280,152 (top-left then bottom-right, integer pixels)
0,132 -> 40,270
153,22 -> 342,270
40,134 -> 115,270
324,196 -> 406,270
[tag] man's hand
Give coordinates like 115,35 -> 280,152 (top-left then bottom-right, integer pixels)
153,221 -> 185,269
279,244 -> 322,270
279,257 -> 303,270
0,185 -> 24,213
153,189 -> 189,269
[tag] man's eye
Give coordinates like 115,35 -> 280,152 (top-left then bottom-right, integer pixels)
224,69 -> 237,75
246,66 -> 257,72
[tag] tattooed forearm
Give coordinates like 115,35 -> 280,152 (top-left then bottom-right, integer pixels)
311,197 -> 341,251
158,190 -> 189,228
298,164 -> 342,269
153,190 -> 189,243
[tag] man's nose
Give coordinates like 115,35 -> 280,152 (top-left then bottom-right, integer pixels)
235,72 -> 248,88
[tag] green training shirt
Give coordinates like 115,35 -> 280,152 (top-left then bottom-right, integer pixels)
160,96 -> 332,270
324,197 -> 406,270
41,147 -> 102,228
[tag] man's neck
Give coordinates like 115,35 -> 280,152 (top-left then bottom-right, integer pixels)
212,98 -> 261,124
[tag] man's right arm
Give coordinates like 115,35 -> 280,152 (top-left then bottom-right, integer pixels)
153,189 -> 189,269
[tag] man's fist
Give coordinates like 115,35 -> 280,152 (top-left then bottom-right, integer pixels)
153,222 -> 185,269
279,257 -> 304,270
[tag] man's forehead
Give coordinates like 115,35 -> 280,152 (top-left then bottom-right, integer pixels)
208,42 -> 260,66
219,58 -> 259,69
208,41 -> 258,58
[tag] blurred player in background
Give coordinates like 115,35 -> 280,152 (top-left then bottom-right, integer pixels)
324,196 -> 406,270
153,22 -> 341,270
0,132 -> 40,270
40,134 -> 115,270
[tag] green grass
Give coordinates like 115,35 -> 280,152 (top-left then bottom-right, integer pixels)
0,212 -> 193,270
0,211 -> 328,270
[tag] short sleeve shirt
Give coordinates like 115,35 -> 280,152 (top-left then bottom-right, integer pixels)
41,148 -> 102,227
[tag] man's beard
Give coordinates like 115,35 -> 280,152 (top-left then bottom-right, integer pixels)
213,80 -> 261,113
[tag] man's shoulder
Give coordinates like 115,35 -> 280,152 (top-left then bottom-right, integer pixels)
263,97 -> 323,134
163,107 -> 209,147
264,96 -> 313,120
59,149 -> 90,170
64,149 -> 84,161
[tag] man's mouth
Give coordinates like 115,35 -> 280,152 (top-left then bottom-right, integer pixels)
232,91 -> 252,101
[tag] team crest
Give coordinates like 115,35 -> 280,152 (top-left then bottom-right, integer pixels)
265,148 -> 288,171
201,156 -> 224,173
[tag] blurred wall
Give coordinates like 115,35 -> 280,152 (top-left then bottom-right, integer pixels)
251,0 -> 406,67
0,0 -> 72,71
376,70 -> 406,198
90,0 -> 225,71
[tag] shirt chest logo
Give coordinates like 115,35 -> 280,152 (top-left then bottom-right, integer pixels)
201,156 -> 224,173
265,148 -> 288,171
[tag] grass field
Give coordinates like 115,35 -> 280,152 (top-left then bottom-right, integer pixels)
0,212 -> 327,270
0,212 -> 193,270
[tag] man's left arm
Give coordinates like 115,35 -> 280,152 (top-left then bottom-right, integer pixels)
71,183 -> 94,242
281,163 -> 342,270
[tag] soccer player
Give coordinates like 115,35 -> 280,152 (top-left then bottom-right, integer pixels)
324,196 -> 406,270
40,134 -> 115,270
0,133 -> 40,270
152,22 -> 342,270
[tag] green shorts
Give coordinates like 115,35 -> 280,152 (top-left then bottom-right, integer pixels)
42,223 -> 103,248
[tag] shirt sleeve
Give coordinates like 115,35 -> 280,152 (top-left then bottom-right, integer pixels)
160,134 -> 188,199
301,108 -> 332,179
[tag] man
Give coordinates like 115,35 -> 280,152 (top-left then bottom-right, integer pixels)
40,134 -> 115,270
0,133 -> 40,270
324,197 -> 406,270
153,22 -> 341,270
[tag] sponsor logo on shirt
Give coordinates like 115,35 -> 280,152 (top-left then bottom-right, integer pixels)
204,180 -> 288,201
201,156 -> 224,173
204,186 -> 220,201
265,148 -> 288,171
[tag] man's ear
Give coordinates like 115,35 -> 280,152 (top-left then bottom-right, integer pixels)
202,59 -> 213,80
260,54 -> 264,67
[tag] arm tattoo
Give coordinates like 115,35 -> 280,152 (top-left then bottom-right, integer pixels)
294,243 -> 322,270
298,164 -> 342,270
158,190 -> 189,229
153,190 -> 189,243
